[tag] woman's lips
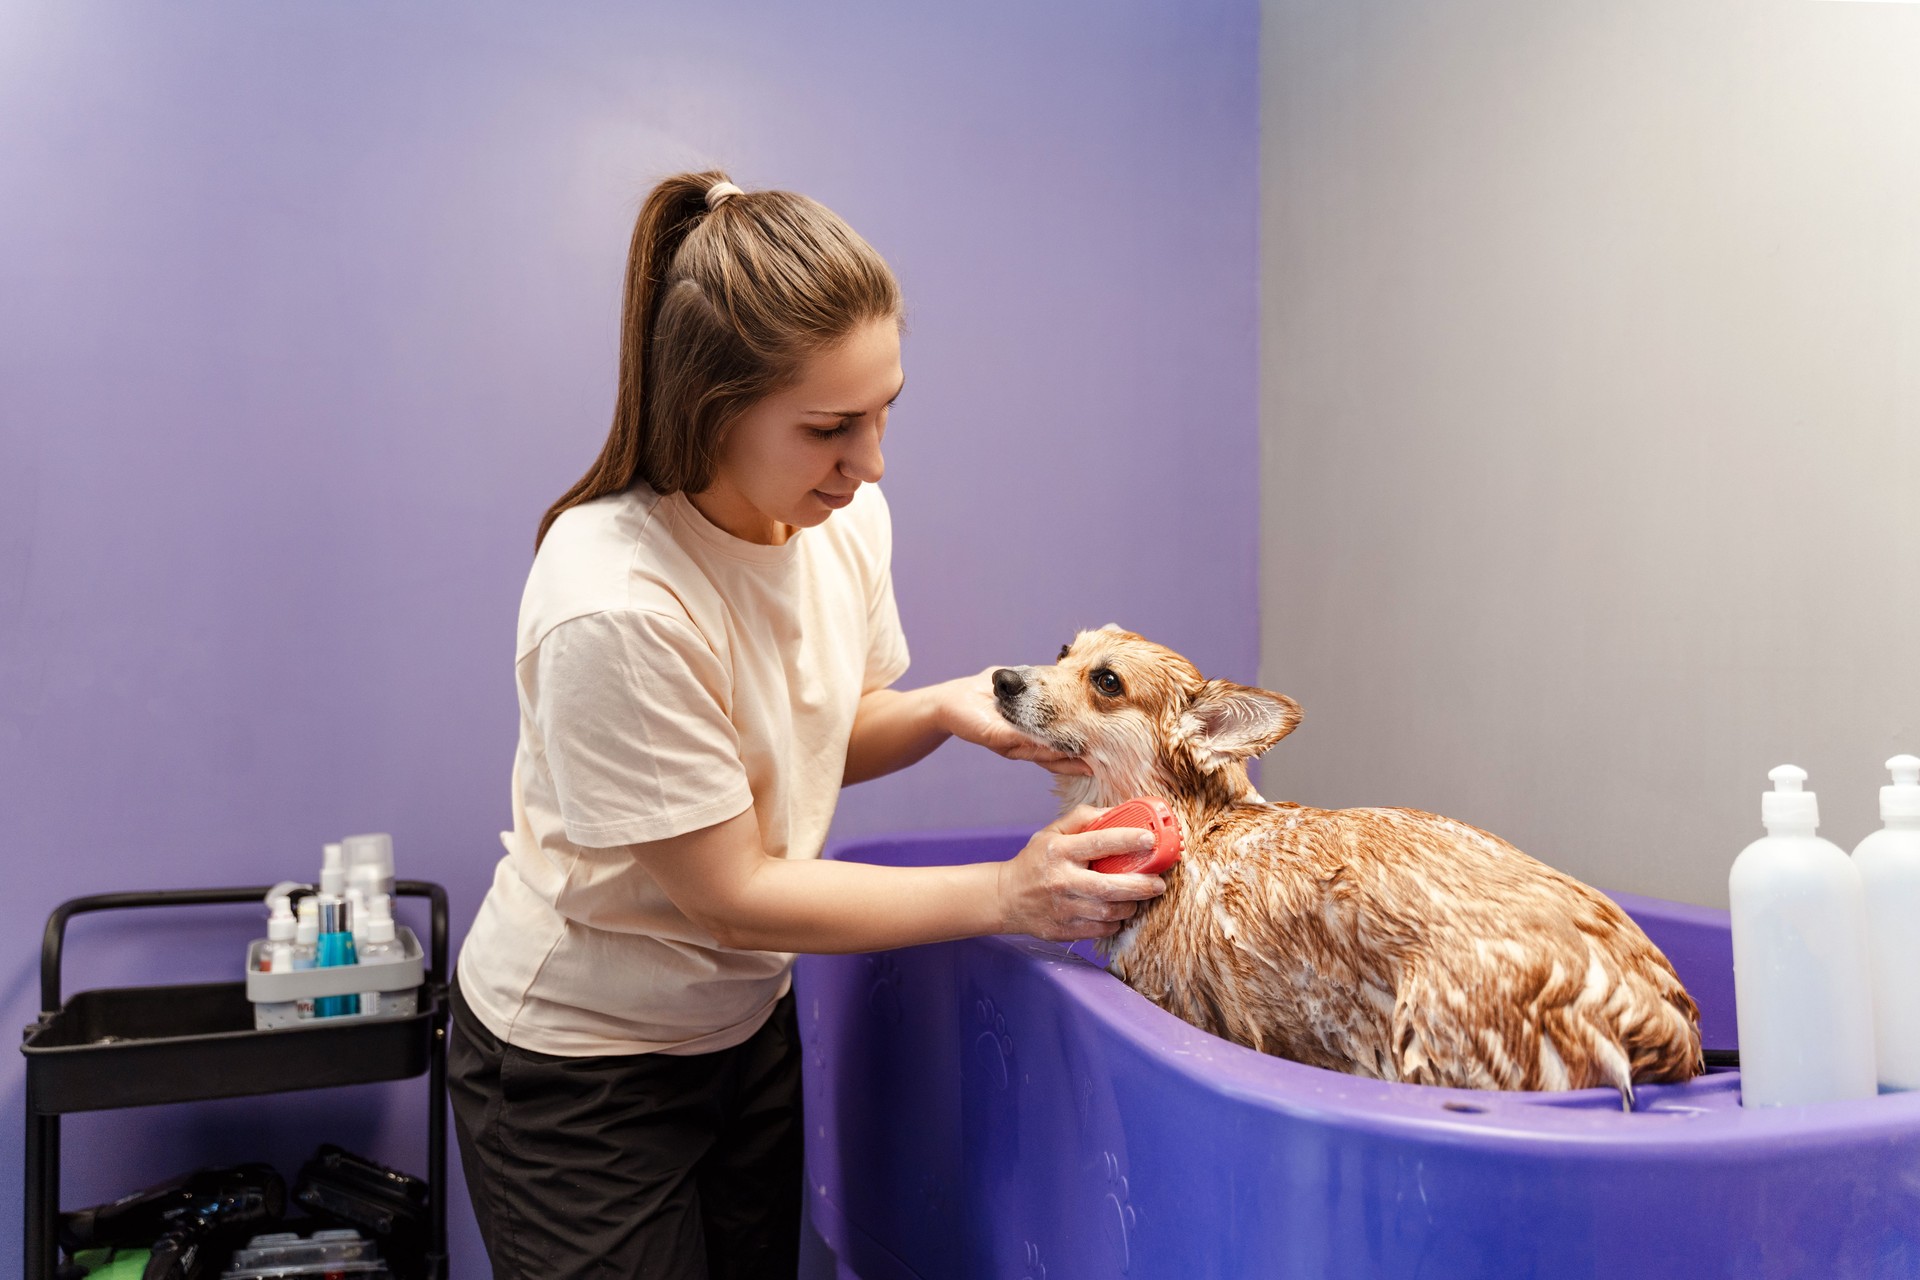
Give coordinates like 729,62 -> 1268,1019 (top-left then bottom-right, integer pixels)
813,488 -> 856,509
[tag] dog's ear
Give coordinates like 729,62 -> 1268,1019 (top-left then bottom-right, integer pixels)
1180,680 -> 1302,770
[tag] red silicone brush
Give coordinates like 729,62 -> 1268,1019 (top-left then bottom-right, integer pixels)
1085,797 -> 1184,874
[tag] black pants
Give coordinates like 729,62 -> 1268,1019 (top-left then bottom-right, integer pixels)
447,978 -> 803,1279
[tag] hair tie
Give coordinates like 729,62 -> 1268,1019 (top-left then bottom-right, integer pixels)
705,181 -> 745,211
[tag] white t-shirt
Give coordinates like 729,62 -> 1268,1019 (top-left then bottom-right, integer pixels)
455,480 -> 911,1056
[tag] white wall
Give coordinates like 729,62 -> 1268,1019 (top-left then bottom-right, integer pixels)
1259,0 -> 1920,907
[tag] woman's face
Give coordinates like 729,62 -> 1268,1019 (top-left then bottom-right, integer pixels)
691,317 -> 903,546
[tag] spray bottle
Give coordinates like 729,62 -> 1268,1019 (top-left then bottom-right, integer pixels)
1854,754 -> 1920,1091
356,894 -> 415,1016
347,863 -> 383,948
1729,764 -> 1878,1106
292,898 -> 321,1020
258,903 -> 297,972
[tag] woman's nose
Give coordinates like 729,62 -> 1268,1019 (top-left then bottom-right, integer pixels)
840,424 -> 884,484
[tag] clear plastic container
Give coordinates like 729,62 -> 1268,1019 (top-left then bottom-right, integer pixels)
221,1227 -> 390,1278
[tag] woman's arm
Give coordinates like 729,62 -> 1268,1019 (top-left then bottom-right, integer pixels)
623,805 -> 1163,954
840,686 -> 950,785
842,668 -> 1092,785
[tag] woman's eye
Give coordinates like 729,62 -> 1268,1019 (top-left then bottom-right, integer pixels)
1093,669 -> 1123,696
809,423 -> 852,440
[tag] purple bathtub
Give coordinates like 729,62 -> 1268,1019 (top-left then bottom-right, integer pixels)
794,827 -> 1920,1280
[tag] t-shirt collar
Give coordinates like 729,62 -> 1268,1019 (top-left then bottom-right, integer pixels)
663,490 -> 805,565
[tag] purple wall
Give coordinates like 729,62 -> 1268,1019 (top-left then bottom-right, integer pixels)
0,1 -> 1258,1273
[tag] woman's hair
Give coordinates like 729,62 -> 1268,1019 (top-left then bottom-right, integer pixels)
535,170 -> 904,551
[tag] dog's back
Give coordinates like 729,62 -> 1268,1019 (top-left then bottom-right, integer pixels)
1102,800 -> 1704,1099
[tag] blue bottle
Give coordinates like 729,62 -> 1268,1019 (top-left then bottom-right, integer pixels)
314,897 -> 361,1018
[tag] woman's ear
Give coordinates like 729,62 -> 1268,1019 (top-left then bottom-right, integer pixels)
1179,681 -> 1302,771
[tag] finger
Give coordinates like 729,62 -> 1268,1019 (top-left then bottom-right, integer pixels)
1044,804 -> 1106,835
1075,872 -> 1169,902
1057,826 -> 1160,863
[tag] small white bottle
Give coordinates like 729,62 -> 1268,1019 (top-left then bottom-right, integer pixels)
320,841 -> 347,899
1854,754 -> 1920,1092
259,902 -> 297,971
1729,764 -> 1878,1107
293,898 -> 320,969
356,895 -> 416,1017
292,897 -> 321,1021
347,863 -> 383,947
252,904 -> 303,1027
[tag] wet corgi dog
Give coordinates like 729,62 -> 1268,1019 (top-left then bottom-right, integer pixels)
992,626 -> 1703,1106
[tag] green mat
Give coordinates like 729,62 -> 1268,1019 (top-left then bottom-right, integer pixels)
70,1247 -> 152,1279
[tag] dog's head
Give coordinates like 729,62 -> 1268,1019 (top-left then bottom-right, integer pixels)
992,624 -> 1301,808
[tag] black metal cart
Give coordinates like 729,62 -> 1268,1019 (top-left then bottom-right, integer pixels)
20,882 -> 450,1279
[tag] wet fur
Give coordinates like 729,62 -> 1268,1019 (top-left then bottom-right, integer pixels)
995,627 -> 1704,1105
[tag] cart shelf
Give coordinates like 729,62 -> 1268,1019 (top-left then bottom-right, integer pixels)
19,882 -> 450,1280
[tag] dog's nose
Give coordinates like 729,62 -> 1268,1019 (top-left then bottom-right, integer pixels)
992,668 -> 1025,699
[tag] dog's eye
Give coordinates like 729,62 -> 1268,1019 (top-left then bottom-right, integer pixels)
1092,668 -> 1123,697
1057,644 -> 1071,663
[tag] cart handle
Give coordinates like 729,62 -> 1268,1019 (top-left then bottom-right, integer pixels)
39,881 -> 450,1017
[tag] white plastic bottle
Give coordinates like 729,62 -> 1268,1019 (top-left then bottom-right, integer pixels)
292,898 -> 321,1021
319,841 -> 347,899
1854,754 -> 1920,1092
347,863 -> 383,947
293,899 -> 320,970
251,904 -> 302,1027
356,895 -> 416,1017
259,902 -> 297,971
1729,764 -> 1878,1107
343,832 -> 396,900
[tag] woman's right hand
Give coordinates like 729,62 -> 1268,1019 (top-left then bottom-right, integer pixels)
996,805 -> 1170,942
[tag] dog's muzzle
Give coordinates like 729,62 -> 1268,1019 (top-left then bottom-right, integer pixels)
992,667 -> 1039,733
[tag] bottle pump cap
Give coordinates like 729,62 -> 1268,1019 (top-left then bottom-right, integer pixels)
320,842 -> 346,897
267,903 -> 296,942
296,897 -> 320,945
1882,754 -> 1920,820
1761,764 -> 1819,831
366,894 -> 396,945
264,880 -> 310,915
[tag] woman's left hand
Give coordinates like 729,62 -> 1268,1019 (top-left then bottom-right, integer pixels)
934,667 -> 1093,776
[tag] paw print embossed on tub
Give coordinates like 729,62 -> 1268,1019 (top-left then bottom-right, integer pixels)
865,952 -> 903,1025
974,996 -> 1014,1089
1102,1151 -> 1137,1273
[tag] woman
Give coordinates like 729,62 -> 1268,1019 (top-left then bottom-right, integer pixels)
447,171 -> 1169,1280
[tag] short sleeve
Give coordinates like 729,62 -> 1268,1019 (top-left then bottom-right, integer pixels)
862,493 -> 911,694
526,610 -> 754,847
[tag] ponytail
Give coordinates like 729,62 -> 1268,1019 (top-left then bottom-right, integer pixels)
536,170 -> 903,552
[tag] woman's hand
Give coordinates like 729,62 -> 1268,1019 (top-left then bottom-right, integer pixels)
996,805 -> 1169,941
933,666 -> 1093,776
